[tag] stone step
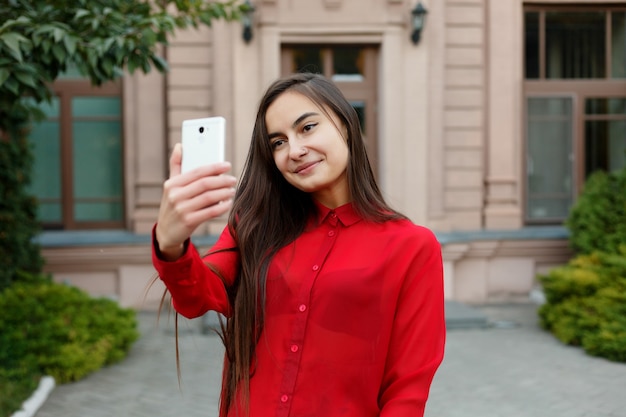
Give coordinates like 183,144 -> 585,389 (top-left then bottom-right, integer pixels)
444,300 -> 490,330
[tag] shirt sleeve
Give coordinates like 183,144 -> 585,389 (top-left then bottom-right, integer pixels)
379,228 -> 446,417
151,224 -> 239,319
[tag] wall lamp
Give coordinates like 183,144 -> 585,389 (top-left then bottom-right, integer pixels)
242,0 -> 255,44
411,2 -> 428,45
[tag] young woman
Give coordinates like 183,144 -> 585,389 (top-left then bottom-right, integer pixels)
152,73 -> 445,417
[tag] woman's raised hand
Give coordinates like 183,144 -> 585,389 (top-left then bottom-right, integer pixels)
155,143 -> 237,261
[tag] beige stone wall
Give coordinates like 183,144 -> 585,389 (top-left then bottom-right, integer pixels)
127,23 -> 232,235
42,244 -> 164,309
483,0 -> 524,230
166,26 -> 215,147
41,238 -> 572,308
123,0 -> 626,236
166,25 -> 230,234
123,69 -> 167,234
442,239 -> 571,303
41,0 -> 594,307
428,0 -> 486,231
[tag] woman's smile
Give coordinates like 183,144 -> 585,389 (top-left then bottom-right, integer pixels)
294,160 -> 321,174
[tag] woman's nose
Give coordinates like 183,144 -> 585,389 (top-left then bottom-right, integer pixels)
288,139 -> 308,159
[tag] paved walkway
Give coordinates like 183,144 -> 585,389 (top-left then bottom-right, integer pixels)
34,303 -> 626,417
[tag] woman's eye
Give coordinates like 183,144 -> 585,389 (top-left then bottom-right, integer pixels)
271,139 -> 286,149
303,123 -> 317,132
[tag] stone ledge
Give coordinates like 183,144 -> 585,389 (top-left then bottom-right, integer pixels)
444,300 -> 490,330
436,226 -> 569,245
35,226 -> 569,248
34,230 -> 218,248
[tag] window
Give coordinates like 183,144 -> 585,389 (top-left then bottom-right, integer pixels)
525,8 -> 625,80
27,77 -> 124,230
526,97 -> 574,221
524,6 -> 626,223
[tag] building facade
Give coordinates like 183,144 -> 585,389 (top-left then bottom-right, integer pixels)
32,0 -> 626,308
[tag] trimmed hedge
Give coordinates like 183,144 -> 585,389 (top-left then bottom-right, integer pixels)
566,166 -> 626,255
539,165 -> 626,363
0,276 -> 139,415
0,366 -> 39,417
539,250 -> 626,362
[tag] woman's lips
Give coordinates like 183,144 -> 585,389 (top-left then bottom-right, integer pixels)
294,161 -> 320,174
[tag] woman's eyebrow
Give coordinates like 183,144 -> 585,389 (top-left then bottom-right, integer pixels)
268,112 -> 319,140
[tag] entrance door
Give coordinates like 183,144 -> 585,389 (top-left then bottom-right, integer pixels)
281,45 -> 379,174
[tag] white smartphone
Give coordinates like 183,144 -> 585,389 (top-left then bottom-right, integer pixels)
181,116 -> 226,173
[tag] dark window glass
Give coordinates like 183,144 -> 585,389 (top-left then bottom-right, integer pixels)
525,12 -> 540,79
612,12 -> 626,78
546,12 -> 606,79
332,47 -> 364,82
585,98 -> 626,175
586,98 -> 626,115
585,120 -> 626,175
292,47 -> 323,74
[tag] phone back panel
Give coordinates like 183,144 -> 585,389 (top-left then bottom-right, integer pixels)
181,117 -> 225,173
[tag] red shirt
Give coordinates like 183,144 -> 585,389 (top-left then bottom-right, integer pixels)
153,202 -> 445,417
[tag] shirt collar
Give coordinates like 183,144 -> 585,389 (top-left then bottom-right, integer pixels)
314,200 -> 362,227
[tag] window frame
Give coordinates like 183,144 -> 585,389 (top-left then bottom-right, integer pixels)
524,93 -> 577,224
523,5 -> 626,224
524,4 -> 626,80
39,78 -> 125,230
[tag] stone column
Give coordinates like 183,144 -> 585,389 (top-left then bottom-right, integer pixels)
484,0 -> 524,229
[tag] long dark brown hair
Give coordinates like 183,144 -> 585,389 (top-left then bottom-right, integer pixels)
219,73 -> 405,416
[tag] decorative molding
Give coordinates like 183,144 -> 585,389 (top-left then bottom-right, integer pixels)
324,0 -> 342,9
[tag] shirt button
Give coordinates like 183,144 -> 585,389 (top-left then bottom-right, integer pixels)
298,304 -> 307,312
330,212 -> 337,218
290,344 -> 299,353
312,265 -> 319,271
328,231 -> 335,237
281,394 -> 289,403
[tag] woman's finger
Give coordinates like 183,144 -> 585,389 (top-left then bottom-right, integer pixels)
168,161 -> 233,187
174,187 -> 236,215
167,174 -> 237,205
183,199 -> 234,226
169,143 -> 183,178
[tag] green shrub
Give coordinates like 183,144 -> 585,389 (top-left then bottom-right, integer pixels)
566,167 -> 626,255
0,278 -> 139,385
0,366 -> 40,417
539,251 -> 626,362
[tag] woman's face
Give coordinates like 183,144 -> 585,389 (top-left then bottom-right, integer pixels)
265,91 -> 350,208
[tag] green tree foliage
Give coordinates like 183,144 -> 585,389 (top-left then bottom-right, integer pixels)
0,0 -> 248,290
566,167 -> 626,255
0,124 -> 43,290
